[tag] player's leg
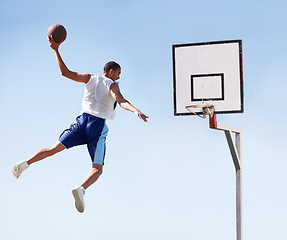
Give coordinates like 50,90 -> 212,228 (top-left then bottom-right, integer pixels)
72,118 -> 108,213
12,141 -> 65,179
81,123 -> 107,190
79,116 -> 107,190
12,115 -> 86,179
72,163 -> 103,213
81,163 -> 103,190
27,141 -> 65,165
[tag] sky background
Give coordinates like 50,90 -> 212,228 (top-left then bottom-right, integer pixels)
1,0 -> 287,239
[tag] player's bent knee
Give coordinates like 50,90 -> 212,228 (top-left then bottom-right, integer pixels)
46,147 -> 57,156
93,164 -> 103,175
97,167 -> 103,176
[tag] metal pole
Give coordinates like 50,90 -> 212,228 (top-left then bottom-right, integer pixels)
209,115 -> 242,240
235,133 -> 242,240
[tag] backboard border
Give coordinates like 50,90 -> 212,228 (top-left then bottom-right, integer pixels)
191,73 -> 225,102
172,39 -> 244,116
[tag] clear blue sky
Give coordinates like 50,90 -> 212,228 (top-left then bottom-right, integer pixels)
1,0 -> 286,239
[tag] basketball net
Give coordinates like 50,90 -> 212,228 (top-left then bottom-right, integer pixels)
185,104 -> 215,118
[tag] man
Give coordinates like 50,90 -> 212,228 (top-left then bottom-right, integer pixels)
12,36 -> 148,213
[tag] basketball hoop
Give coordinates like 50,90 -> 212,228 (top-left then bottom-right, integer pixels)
174,40 -> 244,240
185,104 -> 215,118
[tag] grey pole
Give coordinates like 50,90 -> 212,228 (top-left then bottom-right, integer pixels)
210,115 -> 242,240
235,133 -> 242,240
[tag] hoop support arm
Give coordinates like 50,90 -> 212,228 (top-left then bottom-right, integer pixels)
210,114 -> 241,133
209,114 -> 241,170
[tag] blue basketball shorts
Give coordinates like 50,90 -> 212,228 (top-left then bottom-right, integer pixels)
58,113 -> 109,165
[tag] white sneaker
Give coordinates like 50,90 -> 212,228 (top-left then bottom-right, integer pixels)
72,186 -> 85,213
12,161 -> 29,179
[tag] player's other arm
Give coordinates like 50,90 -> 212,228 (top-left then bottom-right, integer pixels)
48,36 -> 90,84
110,83 -> 149,122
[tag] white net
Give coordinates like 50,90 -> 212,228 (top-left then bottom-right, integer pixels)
185,104 -> 215,118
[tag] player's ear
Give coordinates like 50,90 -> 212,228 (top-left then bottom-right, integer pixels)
109,69 -> 114,75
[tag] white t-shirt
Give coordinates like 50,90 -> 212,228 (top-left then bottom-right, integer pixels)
80,74 -> 116,120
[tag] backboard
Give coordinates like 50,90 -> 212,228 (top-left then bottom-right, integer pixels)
173,40 -> 244,116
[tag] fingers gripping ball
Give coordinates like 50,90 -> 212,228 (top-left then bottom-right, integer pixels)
47,24 -> 67,43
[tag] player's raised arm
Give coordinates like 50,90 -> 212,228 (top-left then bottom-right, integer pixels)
110,83 -> 149,122
48,36 -> 91,84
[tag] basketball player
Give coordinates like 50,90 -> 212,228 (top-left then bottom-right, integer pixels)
12,36 -> 148,213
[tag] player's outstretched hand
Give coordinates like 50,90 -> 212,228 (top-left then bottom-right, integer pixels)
135,110 -> 149,122
48,35 -> 63,51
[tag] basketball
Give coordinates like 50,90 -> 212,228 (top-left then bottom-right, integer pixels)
47,24 -> 67,43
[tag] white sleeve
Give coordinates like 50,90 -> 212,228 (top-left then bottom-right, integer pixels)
85,74 -> 97,91
106,79 -> 115,91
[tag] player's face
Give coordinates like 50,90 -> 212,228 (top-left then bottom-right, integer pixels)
111,68 -> 121,81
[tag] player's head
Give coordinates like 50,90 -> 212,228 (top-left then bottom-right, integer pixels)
103,61 -> 121,80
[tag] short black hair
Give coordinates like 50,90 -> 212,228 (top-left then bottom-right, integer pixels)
104,61 -> 121,73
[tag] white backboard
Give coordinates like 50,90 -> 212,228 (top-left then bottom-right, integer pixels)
173,40 -> 244,116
